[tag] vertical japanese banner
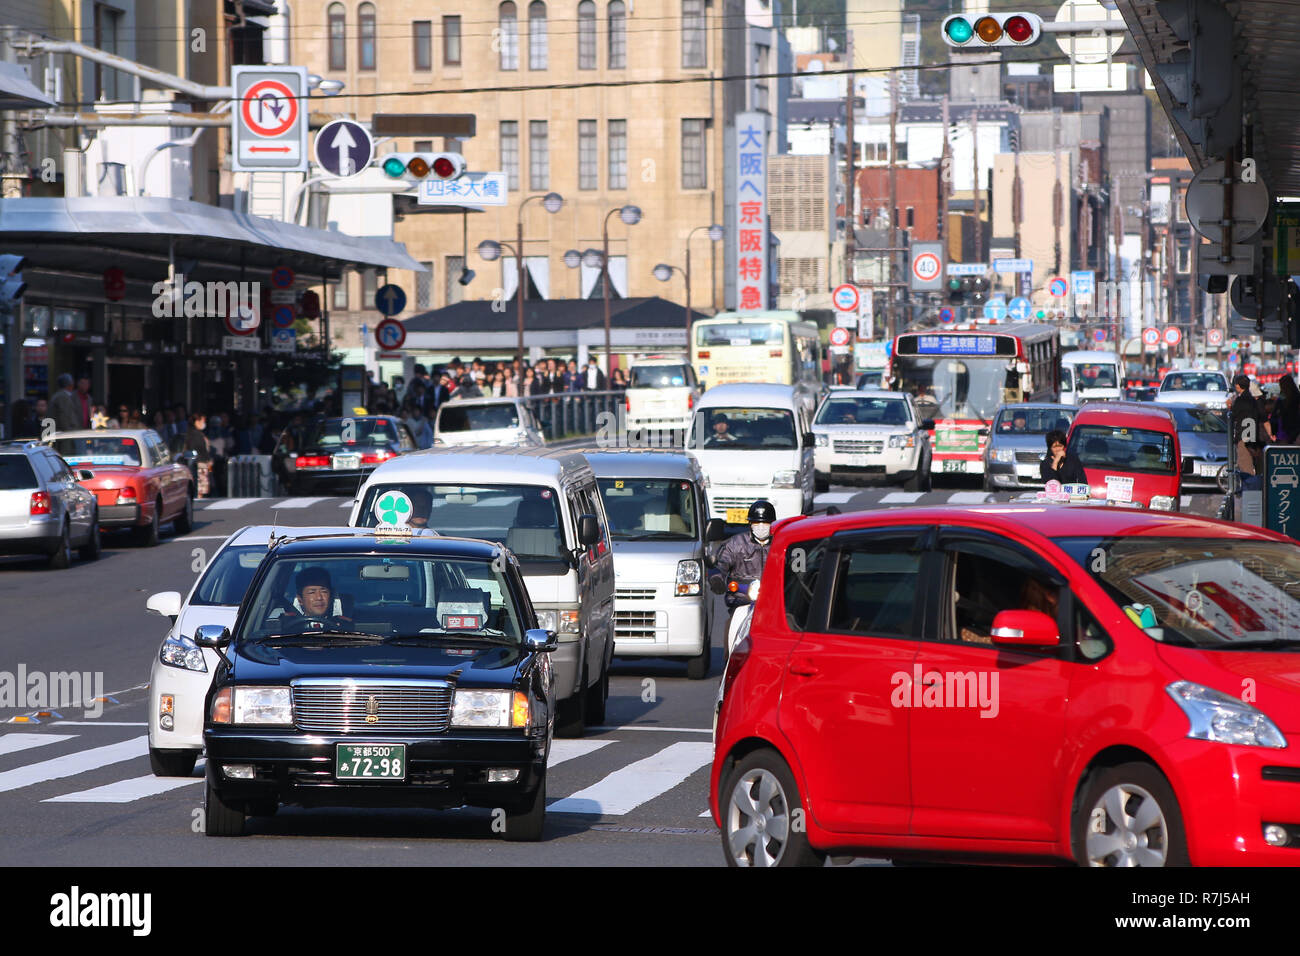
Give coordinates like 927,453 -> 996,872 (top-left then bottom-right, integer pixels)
734,112 -> 768,312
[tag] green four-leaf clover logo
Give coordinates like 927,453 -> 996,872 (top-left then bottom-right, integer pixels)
374,491 -> 412,525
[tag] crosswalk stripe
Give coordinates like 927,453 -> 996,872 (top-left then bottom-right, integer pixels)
880,492 -> 924,504
200,498 -> 260,510
44,764 -> 205,803
548,739 -> 615,768
814,492 -> 858,504
0,733 -> 77,757
273,497 -> 331,509
339,501 -> 354,508
0,736 -> 147,793
1180,496 -> 1192,509
946,492 -> 992,504
547,741 -> 714,816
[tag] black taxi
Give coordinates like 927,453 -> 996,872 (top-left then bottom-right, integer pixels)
198,528 -> 556,840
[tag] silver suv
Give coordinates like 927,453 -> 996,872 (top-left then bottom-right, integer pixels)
0,441 -> 101,568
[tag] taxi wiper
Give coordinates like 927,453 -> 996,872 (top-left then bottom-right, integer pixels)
622,531 -> 691,540
257,630 -> 388,644
385,630 -> 513,646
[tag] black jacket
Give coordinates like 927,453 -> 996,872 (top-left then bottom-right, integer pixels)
1039,452 -> 1088,485
710,531 -> 772,607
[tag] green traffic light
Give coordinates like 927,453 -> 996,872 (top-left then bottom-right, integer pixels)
948,278 -> 962,291
382,156 -> 407,177
945,17 -> 974,44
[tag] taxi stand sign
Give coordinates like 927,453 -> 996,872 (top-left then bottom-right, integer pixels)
1265,446 -> 1300,541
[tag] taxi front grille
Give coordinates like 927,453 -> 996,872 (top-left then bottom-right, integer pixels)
834,439 -> 884,454
292,680 -> 453,734
1015,451 -> 1044,464
712,496 -> 757,510
615,610 -> 661,640
616,587 -> 656,601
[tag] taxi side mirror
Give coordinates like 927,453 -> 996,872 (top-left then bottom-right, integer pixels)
577,514 -> 600,547
705,518 -> 727,542
920,419 -> 935,431
194,624 -> 231,648
524,629 -> 558,652
146,591 -> 183,621
990,610 -> 1060,647
802,432 -> 815,447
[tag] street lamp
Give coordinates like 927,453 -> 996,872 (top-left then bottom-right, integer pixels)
601,205 -> 641,377
650,223 -> 723,340
478,193 -> 564,368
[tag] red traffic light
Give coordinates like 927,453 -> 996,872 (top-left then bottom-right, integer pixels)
431,156 -> 458,178
1004,15 -> 1034,43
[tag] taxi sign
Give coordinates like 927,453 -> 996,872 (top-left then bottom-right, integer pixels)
1265,446 -> 1300,541
372,490 -> 413,526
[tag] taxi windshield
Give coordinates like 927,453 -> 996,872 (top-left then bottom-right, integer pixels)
52,436 -> 142,466
1162,372 -> 1227,392
193,545 -> 267,606
1054,537 -> 1300,649
696,407 -> 796,449
356,483 -> 565,562
1069,424 -> 1177,475
995,407 -> 1073,434
237,554 -> 523,643
439,403 -> 520,432
815,396 -> 910,426
1168,407 -> 1228,433
597,477 -> 698,540
1073,363 -> 1119,388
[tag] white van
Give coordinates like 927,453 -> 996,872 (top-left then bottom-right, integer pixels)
434,396 -> 545,448
1060,350 -> 1123,405
685,383 -> 815,525
625,355 -> 700,436
349,446 -> 614,737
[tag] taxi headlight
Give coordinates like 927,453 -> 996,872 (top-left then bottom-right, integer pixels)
536,609 -> 579,633
814,433 -> 829,447
1167,681 -> 1287,749
160,635 -> 207,672
232,686 -> 293,725
772,470 -> 798,488
991,448 -> 1017,463
452,690 -> 512,727
676,559 -> 702,596
889,433 -> 915,449
1149,495 -> 1176,511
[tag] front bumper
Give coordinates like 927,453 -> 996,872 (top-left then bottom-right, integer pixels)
709,487 -> 804,523
204,727 -> 547,810
148,656 -> 213,751
1164,736 -> 1300,866
985,460 -> 1044,488
613,586 -> 708,657
815,446 -> 918,481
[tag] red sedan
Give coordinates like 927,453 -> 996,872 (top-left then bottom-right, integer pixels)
712,505 -> 1300,866
51,430 -> 193,546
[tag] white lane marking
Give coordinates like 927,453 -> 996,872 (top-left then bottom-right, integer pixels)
340,501 -> 355,509
547,739 -> 615,768
1181,496 -> 1192,509
588,726 -> 713,734
199,498 -> 260,510
814,492 -> 857,504
273,497 -> 332,509
44,762 -> 206,803
0,735 -> 147,793
547,741 -> 715,816
0,733 -> 77,757
880,492 -> 924,504
947,492 -> 992,504
700,809 -> 712,817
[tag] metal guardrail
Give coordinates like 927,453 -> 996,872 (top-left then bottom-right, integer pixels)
519,390 -> 625,442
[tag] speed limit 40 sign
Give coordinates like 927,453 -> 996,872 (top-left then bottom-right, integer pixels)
910,242 -> 944,292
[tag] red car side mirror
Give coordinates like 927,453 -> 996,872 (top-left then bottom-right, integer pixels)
990,609 -> 1060,647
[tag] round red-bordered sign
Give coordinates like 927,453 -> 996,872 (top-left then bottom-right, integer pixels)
831,284 -> 860,312
912,252 -> 941,283
1163,326 -> 1182,346
829,326 -> 852,347
374,318 -> 406,351
1207,328 -> 1224,346
224,306 -> 260,336
241,79 -> 299,138
1142,327 -> 1161,347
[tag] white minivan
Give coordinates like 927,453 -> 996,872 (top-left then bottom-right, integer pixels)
1059,350 -> 1123,405
685,383 -> 815,525
349,446 -> 615,737
625,355 -> 700,436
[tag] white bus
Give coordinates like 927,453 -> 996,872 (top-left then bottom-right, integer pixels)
691,311 -> 823,415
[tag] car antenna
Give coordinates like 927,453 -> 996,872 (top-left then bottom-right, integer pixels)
269,511 -> 285,550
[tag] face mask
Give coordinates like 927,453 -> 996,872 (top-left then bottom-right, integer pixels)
751,523 -> 771,541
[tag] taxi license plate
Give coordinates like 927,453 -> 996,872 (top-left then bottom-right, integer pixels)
336,744 -> 405,780
942,460 -> 967,473
332,453 -> 361,471
1196,463 -> 1220,477
726,507 -> 750,524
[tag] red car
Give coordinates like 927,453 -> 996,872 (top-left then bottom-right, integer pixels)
51,430 -> 193,545
712,505 -> 1300,866
1066,402 -> 1181,510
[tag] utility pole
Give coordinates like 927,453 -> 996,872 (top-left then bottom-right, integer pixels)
844,32 -> 855,286
971,109 -> 981,264
1012,130 -> 1022,260
1053,108 -> 1063,276
888,74 -> 899,341
940,95 -> 950,258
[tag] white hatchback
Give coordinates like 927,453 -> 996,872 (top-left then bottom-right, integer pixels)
145,524 -> 341,777
625,356 -> 700,435
434,396 -> 546,448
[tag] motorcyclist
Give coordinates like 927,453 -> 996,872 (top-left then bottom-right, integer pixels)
708,500 -> 775,614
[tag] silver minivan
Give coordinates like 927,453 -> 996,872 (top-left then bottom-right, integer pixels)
584,450 -> 722,680
349,446 -> 615,737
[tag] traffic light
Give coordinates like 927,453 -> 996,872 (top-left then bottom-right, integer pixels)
942,12 -> 1042,48
0,254 -> 26,311
1149,0 -> 1240,157
947,277 -> 964,304
968,277 -> 989,305
379,152 -> 466,182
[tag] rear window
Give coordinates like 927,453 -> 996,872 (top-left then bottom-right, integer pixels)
52,436 -> 142,466
439,403 -> 521,432
0,455 -> 38,490
1069,424 -> 1177,475
307,419 -> 398,447
631,365 -> 691,388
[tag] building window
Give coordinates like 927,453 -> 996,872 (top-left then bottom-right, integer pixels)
579,120 -> 598,190
358,3 -> 376,71
417,262 -> 433,309
328,3 -> 346,70
443,137 -> 462,154
500,121 -> 520,191
529,1 -> 548,70
94,3 -> 125,100
333,275 -> 349,310
499,2 -> 519,70
413,20 -> 432,71
446,256 -> 466,305
530,120 -> 549,190
906,206 -> 914,228
362,268 -> 378,309
414,139 -> 433,152
608,1 -> 626,69
682,118 -> 706,189
608,119 -> 627,189
443,15 -> 462,65
682,0 -> 706,68
578,1 -> 596,69
754,44 -> 770,112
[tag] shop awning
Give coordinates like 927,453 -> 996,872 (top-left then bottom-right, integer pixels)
0,62 -> 55,110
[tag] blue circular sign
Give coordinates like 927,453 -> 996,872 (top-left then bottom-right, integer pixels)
939,307 -> 954,323
270,266 -> 294,289
1008,297 -> 1031,320
1093,329 -> 1107,343
375,284 -> 406,316
1049,277 -> 1068,297
983,300 -> 1007,320
314,120 -> 374,179
272,305 -> 295,328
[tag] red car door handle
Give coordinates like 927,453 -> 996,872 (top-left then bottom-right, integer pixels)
788,657 -> 820,677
